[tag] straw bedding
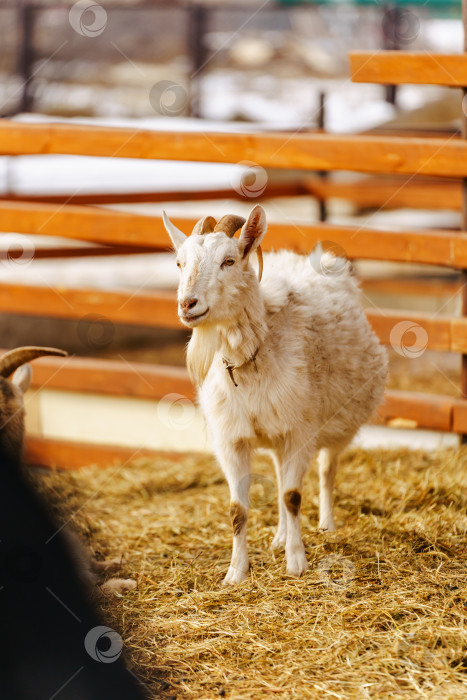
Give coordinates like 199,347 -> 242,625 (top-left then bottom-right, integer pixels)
32,447 -> 467,699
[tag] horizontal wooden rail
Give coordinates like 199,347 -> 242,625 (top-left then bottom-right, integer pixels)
361,276 -> 460,297
5,244 -> 159,259
366,308 -> 467,354
8,176 -> 461,211
0,181 -> 306,206
0,283 -> 180,328
377,390 -> 463,433
25,436 -> 192,470
304,176 -> 463,211
28,354 -> 463,427
350,51 -> 467,87
25,354 -> 465,431
29,356 -> 195,401
22,387 -> 463,471
3,202 -> 467,267
0,201 -> 171,250
1,121 -> 467,176
2,283 -> 467,352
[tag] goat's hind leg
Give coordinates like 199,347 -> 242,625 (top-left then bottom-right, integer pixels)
216,441 -> 251,585
270,451 -> 287,550
279,444 -> 311,577
317,446 -> 341,532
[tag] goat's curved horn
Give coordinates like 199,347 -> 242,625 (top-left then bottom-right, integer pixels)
0,346 -> 67,378
214,215 -> 246,238
256,246 -> 263,283
192,216 -> 217,236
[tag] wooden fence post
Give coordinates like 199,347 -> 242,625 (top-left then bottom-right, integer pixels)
462,0 -> 467,443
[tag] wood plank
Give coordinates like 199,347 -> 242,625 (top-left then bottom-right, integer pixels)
23,391 -> 467,471
0,282 -> 180,329
452,402 -> 467,432
2,121 -> 467,176
350,51 -> 467,87
304,176 -> 463,211
1,283 -> 466,352
25,389 -> 466,469
0,201 -> 171,249
361,276 -> 460,297
264,223 -> 467,269
366,308 -> 453,352
2,244 -> 159,259
0,181 -> 306,206
25,435 -> 193,470
450,318 -> 467,353
3,201 -> 467,268
22,350 -> 466,429
29,356 -> 195,401
377,390 -> 457,432
22,389 -> 467,472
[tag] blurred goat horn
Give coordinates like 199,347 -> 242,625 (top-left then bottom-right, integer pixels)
256,246 -> 263,283
192,216 -> 217,236
214,215 -> 246,238
0,346 -> 68,378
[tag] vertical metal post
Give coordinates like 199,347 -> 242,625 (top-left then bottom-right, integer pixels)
382,4 -> 399,106
187,4 -> 208,118
461,0 -> 467,442
18,2 -> 35,113
317,91 -> 327,222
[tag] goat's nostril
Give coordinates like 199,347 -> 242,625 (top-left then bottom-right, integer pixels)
182,297 -> 198,312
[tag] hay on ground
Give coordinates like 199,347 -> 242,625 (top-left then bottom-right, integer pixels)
32,448 -> 467,699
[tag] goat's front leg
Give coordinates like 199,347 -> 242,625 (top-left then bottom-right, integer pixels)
215,441 -> 251,585
279,444 -> 311,577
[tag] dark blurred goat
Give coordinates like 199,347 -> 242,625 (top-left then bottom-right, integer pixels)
0,347 -> 147,700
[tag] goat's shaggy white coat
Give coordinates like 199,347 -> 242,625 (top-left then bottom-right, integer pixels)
163,206 -> 388,584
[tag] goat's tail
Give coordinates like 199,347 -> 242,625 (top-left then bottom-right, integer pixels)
309,241 -> 355,277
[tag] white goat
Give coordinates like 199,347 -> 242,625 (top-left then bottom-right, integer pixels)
163,205 -> 388,584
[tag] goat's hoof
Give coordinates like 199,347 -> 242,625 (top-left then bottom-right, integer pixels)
271,532 -> 286,550
222,565 -> 249,585
286,546 -> 308,578
100,578 -> 136,596
318,521 -> 336,533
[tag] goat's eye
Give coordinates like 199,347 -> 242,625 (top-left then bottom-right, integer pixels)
176,261 -> 181,269
222,258 -> 235,268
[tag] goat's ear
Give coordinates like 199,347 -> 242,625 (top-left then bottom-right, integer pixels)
162,211 -> 187,252
238,205 -> 267,259
11,364 -> 32,394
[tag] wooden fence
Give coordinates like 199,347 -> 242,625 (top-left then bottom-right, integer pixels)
3,49 -> 467,467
